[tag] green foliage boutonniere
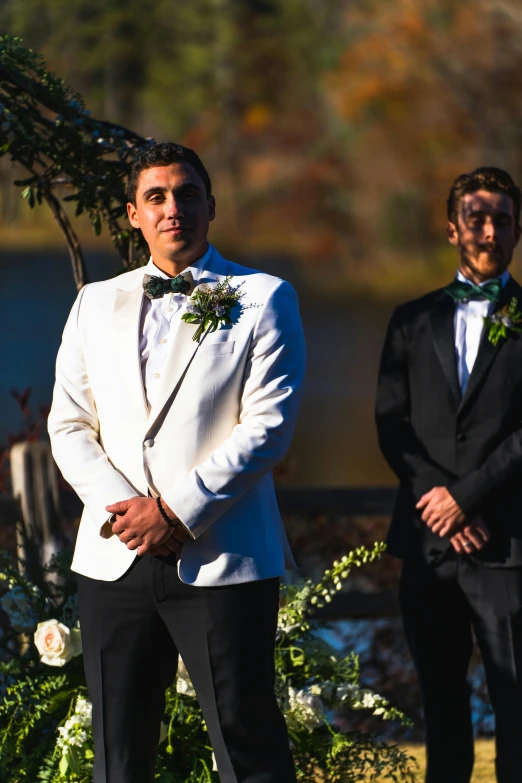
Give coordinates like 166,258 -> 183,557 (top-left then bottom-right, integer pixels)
182,276 -> 243,342
484,297 -> 522,346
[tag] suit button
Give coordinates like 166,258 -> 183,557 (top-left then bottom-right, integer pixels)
144,439 -> 155,448
456,432 -> 466,442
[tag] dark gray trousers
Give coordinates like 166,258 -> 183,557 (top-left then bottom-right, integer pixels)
77,555 -> 296,783
400,553 -> 522,783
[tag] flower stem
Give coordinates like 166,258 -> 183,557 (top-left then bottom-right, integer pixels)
193,323 -> 205,342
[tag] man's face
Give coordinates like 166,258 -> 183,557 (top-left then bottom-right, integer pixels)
127,162 -> 215,267
447,189 -> 521,281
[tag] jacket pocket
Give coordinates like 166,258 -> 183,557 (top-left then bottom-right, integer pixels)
199,340 -> 235,356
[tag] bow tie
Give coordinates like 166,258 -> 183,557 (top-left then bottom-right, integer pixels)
444,277 -> 503,305
142,270 -> 196,300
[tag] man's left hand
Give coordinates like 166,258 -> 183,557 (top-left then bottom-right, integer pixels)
450,516 -> 490,554
416,486 -> 466,538
106,497 -> 191,556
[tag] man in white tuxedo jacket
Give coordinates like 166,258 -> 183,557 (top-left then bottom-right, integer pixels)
48,142 -> 305,783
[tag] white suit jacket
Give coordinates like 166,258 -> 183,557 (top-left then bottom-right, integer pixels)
48,247 -> 306,585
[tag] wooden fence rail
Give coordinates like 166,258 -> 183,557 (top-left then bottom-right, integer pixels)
0,443 -> 400,617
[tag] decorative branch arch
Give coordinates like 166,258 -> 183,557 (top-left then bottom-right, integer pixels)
0,35 -> 153,290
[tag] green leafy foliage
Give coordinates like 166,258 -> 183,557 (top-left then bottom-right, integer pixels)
484,297 -> 522,346
182,276 -> 244,342
0,34 -> 151,277
0,544 -> 417,781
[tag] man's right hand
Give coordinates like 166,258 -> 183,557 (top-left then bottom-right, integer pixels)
450,517 -> 490,555
145,498 -> 192,557
146,534 -> 184,558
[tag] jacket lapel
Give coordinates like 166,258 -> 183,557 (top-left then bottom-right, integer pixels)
458,277 -> 519,413
111,275 -> 149,425
145,317 -> 204,432
429,291 -> 461,406
145,249 -> 231,434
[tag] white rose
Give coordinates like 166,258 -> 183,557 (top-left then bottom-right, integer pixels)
34,619 -> 82,667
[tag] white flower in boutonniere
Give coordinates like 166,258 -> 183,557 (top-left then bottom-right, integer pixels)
181,276 -> 243,342
484,297 -> 522,346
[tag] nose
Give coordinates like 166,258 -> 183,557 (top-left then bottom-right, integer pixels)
164,193 -> 183,219
484,217 -> 497,242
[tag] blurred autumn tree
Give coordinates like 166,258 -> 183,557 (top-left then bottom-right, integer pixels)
2,0 -> 522,293
325,0 -> 522,286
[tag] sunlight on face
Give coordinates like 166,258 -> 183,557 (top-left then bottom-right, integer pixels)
127,162 -> 215,270
447,189 -> 520,282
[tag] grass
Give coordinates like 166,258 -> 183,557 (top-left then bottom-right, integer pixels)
396,740 -> 495,782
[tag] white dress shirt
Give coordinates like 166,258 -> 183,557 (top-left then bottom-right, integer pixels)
454,268 -> 510,392
139,245 -> 213,409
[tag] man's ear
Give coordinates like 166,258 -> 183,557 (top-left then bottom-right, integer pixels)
127,201 -> 140,229
515,223 -> 522,247
208,195 -> 216,223
446,221 -> 459,247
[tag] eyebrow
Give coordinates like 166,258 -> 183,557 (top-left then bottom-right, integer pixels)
467,209 -> 513,220
141,183 -> 203,200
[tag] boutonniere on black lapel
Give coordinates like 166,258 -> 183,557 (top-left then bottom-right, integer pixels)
182,276 -> 243,342
484,297 -> 522,346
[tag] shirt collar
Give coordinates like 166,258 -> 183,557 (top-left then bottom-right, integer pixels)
144,243 -> 214,283
456,268 -> 511,288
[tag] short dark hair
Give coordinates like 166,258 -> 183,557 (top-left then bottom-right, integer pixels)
447,166 -> 521,227
127,141 -> 212,204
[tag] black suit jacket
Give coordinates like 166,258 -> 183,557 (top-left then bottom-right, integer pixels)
376,276 -> 522,567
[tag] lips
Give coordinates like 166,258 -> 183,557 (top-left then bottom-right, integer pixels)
481,244 -> 502,255
162,226 -> 191,234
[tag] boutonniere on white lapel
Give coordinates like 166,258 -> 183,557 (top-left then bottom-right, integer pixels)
182,276 -> 243,342
483,297 -> 522,346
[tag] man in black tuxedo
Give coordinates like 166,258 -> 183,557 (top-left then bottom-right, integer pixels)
376,167 -> 522,783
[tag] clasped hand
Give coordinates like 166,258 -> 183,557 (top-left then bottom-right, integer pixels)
416,486 -> 465,537
105,496 -> 190,557
416,486 -> 489,554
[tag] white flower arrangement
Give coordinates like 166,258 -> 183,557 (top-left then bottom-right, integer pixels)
55,696 -> 94,777
56,697 -> 92,753
34,619 -> 82,667
335,682 -> 397,720
286,678 -> 401,732
0,543 -> 417,782
288,686 -> 326,731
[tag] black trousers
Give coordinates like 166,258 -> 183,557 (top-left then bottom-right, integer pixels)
400,552 -> 522,783
76,555 -> 296,783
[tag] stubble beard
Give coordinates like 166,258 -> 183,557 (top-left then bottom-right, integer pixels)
459,243 -> 511,282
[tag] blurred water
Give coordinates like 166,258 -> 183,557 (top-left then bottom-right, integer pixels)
319,619 -> 494,738
0,250 -> 396,487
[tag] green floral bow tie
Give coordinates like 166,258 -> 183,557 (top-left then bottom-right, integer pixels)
142,270 -> 195,300
444,277 -> 503,305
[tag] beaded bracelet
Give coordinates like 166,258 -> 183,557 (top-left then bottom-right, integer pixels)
156,496 -> 179,528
